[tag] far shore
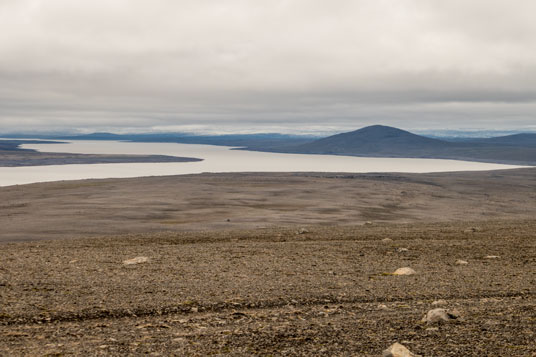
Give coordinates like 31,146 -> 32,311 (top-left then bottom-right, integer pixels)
0,141 -> 201,167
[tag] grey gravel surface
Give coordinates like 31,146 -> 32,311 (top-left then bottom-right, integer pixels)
1,220 -> 535,355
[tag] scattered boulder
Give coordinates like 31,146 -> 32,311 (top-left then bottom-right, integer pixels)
297,228 -> 309,235
463,227 -> 480,233
455,259 -> 468,265
378,304 -> 389,310
364,221 -> 373,226
397,248 -> 409,253
123,256 -> 149,265
382,342 -> 418,357
392,267 -> 416,276
484,255 -> 500,259
421,308 -> 459,324
431,299 -> 448,307
382,238 -> 393,243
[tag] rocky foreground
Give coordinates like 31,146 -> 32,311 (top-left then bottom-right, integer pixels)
0,220 -> 535,356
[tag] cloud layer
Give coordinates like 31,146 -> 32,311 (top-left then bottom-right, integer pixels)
1,0 -> 536,133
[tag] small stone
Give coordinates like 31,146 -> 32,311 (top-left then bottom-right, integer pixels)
455,259 -> 468,265
397,248 -> 409,253
382,342 -> 418,357
297,228 -> 309,234
378,304 -> 389,310
421,308 -> 459,324
123,256 -> 149,265
426,327 -> 439,332
392,267 -> 416,276
191,307 -> 198,313
364,221 -> 373,226
480,297 -> 502,303
484,255 -> 500,259
431,299 -> 448,307
382,238 -> 393,243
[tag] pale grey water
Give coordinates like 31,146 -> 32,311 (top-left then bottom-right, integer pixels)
0,140 -> 525,187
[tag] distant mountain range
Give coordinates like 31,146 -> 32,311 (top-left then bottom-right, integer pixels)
459,133 -> 536,147
2,125 -> 536,165
267,125 -> 536,165
54,132 -> 316,150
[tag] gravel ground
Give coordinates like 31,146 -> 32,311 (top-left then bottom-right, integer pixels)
1,220 -> 535,356
3,169 -> 536,242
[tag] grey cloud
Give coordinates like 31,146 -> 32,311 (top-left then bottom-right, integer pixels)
0,0 -> 535,133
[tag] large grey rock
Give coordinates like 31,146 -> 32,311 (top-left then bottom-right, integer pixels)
392,267 -> 416,276
421,308 -> 459,324
382,342 -> 418,357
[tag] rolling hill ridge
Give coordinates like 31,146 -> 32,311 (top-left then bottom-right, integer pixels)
263,125 -> 536,165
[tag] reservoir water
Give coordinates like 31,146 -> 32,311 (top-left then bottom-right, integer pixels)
0,140 -> 526,187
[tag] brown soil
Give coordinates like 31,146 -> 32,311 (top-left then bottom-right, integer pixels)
0,221 -> 535,356
0,170 -> 535,355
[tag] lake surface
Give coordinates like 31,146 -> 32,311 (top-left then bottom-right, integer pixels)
0,140 -> 526,187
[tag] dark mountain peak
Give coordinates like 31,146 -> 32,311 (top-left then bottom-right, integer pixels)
352,124 -> 404,132
293,125 -> 450,155
343,125 -> 418,138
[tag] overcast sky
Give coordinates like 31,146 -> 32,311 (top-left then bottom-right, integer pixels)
1,0 -> 536,134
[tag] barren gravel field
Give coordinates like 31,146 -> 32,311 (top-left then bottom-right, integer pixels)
1,169 -> 535,356
2,169 -> 536,242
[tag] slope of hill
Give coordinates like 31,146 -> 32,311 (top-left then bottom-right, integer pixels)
291,125 -> 452,155
259,125 -> 536,165
56,132 -> 316,149
464,133 -> 536,147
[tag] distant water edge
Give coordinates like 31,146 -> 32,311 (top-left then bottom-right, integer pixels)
0,140 -> 526,187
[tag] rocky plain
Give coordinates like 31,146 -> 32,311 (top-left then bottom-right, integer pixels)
1,169 -> 535,356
